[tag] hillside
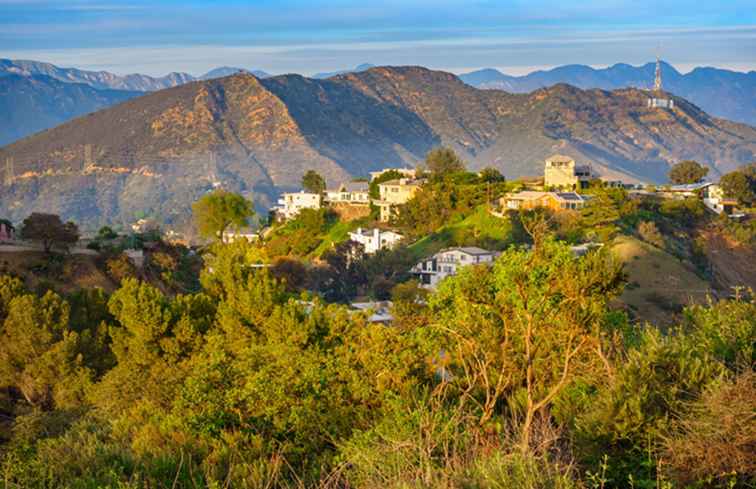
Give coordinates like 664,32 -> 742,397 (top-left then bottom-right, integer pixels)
460,61 -> 756,126
0,74 -> 141,146
1,66 -> 755,227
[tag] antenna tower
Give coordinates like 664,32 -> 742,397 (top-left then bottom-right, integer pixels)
654,56 -> 663,92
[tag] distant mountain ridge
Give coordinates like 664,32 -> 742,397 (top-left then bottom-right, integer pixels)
0,74 -> 141,146
1,66 -> 754,228
0,59 -> 271,92
460,61 -> 756,126
312,63 -> 375,79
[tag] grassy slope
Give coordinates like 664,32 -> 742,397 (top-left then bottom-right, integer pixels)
611,235 -> 713,327
408,206 -> 513,259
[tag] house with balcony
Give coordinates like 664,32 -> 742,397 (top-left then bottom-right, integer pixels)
411,247 -> 497,288
273,191 -> 322,220
375,178 -> 424,222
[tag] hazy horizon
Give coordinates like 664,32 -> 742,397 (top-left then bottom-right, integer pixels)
2,0 -> 754,77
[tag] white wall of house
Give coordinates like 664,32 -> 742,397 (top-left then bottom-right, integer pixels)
348,227 -> 403,254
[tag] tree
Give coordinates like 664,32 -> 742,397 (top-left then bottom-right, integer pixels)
479,167 -> 505,183
192,190 -> 254,241
719,167 -> 756,206
20,213 -> 79,253
302,170 -> 326,194
668,160 -> 709,185
425,147 -> 465,178
429,239 -> 625,451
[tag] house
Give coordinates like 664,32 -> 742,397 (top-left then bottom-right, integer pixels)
543,155 -> 594,189
375,178 -> 424,222
411,247 -> 497,288
369,168 -> 417,181
273,191 -> 322,220
500,191 -> 587,212
131,218 -> 158,233
325,181 -> 370,204
0,221 -> 15,242
702,184 -> 739,215
663,181 -> 714,198
348,227 -> 404,254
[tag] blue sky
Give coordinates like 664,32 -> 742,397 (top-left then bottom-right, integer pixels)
1,0 -> 755,76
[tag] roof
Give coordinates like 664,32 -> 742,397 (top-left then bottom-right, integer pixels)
351,228 -> 403,238
554,192 -> 585,202
443,246 -> 494,256
545,154 -> 575,164
504,191 -> 550,201
668,182 -> 713,192
330,181 -> 369,193
379,178 -> 423,187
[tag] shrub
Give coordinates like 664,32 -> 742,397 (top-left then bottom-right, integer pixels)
637,220 -> 665,248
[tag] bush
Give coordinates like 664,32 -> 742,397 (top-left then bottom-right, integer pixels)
637,220 -> 665,248
663,372 -> 756,487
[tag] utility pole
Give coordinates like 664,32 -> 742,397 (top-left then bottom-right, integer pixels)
84,144 -> 94,172
4,157 -> 14,186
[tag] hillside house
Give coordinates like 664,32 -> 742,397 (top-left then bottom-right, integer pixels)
375,178 -> 424,222
274,191 -> 322,220
325,181 -> 370,204
702,184 -> 739,215
544,155 -> 594,189
411,247 -> 496,288
222,230 -> 259,243
500,191 -> 587,212
348,227 -> 404,254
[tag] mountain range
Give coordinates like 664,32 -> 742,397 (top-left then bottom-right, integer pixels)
0,74 -> 141,146
459,61 -> 756,127
1,66 -> 754,228
0,59 -> 270,92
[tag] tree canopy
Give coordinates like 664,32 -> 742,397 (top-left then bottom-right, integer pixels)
192,190 -> 254,241
20,213 -> 79,253
668,160 -> 709,184
720,165 -> 756,205
302,169 -> 326,194
424,147 -> 466,178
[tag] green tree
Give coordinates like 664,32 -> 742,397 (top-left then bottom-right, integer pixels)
192,190 -> 254,241
425,147 -> 465,179
668,160 -> 709,184
479,167 -> 505,183
719,167 -> 756,206
20,213 -> 79,253
0,291 -> 91,409
301,169 -> 326,194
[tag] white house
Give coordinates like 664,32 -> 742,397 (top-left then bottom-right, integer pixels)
274,191 -> 322,220
411,247 -> 497,288
348,227 -> 404,254
325,181 -> 370,204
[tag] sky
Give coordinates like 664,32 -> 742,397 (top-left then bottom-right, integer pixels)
1,0 -> 755,77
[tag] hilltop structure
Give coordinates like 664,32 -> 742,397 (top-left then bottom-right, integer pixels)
647,57 -> 675,109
